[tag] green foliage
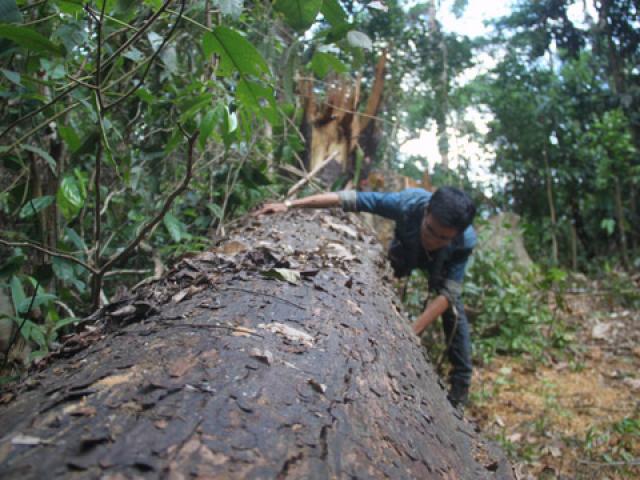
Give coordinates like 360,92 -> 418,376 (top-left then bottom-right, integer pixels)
464,231 -> 564,362
583,417 -> 640,474
1,274 -> 79,361
274,0 -> 323,32
0,1 -> 378,372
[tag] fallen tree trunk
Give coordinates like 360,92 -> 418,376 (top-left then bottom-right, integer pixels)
0,210 -> 513,479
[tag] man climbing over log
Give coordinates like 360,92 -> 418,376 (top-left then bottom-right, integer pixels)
256,186 -> 477,409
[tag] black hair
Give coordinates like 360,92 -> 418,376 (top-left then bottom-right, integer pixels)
426,186 -> 476,232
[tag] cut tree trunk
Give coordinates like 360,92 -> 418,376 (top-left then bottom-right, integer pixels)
300,52 -> 387,186
0,210 -> 513,480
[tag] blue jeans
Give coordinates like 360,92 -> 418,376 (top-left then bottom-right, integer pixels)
441,297 -> 473,389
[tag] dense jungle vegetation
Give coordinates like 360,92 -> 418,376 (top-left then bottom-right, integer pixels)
1,0 -> 639,475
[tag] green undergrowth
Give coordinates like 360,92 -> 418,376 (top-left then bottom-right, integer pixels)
402,233 -> 573,367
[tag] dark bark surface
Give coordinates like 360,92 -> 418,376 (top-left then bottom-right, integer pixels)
0,210 -> 513,479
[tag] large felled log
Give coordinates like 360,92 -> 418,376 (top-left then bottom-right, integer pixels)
0,210 -> 513,479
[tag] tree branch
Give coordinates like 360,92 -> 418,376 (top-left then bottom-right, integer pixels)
0,239 -> 97,274
99,130 -> 199,275
106,0 -> 185,112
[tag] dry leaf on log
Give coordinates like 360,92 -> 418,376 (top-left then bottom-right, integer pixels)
258,323 -> 314,346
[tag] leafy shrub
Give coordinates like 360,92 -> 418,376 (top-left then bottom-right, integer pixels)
464,232 -> 566,363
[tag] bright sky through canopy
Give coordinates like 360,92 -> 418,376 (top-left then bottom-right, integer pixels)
399,0 -> 512,185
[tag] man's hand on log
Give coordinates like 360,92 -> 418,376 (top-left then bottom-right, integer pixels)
254,202 -> 288,216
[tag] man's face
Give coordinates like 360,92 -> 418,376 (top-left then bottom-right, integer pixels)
420,213 -> 458,252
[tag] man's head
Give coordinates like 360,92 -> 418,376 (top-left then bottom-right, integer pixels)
420,187 -> 476,252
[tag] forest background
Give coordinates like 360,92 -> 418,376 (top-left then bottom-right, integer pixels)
0,0 -> 638,477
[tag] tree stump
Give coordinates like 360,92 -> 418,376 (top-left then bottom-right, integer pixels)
0,210 -> 513,479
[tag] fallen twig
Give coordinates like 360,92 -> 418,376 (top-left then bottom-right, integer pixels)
286,151 -> 338,199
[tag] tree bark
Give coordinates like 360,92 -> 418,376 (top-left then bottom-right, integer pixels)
0,210 -> 513,480
543,147 -> 558,265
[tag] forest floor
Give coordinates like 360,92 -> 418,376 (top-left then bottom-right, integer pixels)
467,291 -> 640,479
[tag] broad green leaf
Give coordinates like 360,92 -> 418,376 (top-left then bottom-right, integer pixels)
0,0 -> 22,23
52,257 -> 75,283
1,68 -> 20,85
320,0 -> 347,26
17,293 -> 56,314
310,51 -> 348,78
600,218 -> 615,235
0,251 -> 25,279
224,106 -> 238,134
116,0 -> 136,13
236,79 -> 278,124
179,93 -> 213,123
123,47 -> 144,62
0,25 -> 65,56
147,30 -> 163,49
64,227 -> 88,252
9,275 -> 25,315
274,0 -> 322,32
55,0 -> 84,15
57,176 -> 85,220
19,196 -> 54,219
53,316 -> 84,332
22,144 -> 56,173
163,212 -> 184,242
324,23 -> 351,43
58,125 -> 82,152
161,45 -> 178,73
347,30 -> 373,51
214,0 -> 243,19
19,319 -> 47,348
135,87 -> 154,104
207,203 -> 224,219
203,26 -> 269,77
198,109 -> 217,149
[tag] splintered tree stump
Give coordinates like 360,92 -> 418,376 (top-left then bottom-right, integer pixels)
0,210 -> 513,479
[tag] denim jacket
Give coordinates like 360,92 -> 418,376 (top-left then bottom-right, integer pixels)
339,188 -> 476,303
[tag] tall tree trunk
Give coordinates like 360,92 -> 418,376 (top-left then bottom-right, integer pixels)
0,211 -> 513,480
613,177 -> 629,268
299,53 -> 387,185
543,148 -> 558,265
428,0 -> 449,169
570,222 -> 578,271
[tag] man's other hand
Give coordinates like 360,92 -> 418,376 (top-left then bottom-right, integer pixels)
254,202 -> 288,216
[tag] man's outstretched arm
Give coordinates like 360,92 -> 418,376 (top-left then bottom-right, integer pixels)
412,295 -> 450,336
254,192 -> 341,215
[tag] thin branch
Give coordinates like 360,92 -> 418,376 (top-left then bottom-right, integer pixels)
4,103 -> 80,154
101,0 -> 173,69
105,0 -> 185,112
94,0 -> 107,111
0,170 -> 27,197
104,269 -> 152,278
22,13 -> 58,27
94,140 -> 103,270
54,300 -> 76,319
215,137 -> 259,235
0,0 -> 173,141
3,281 -> 39,370
99,130 -> 199,275
0,87 -> 76,141
100,188 -> 125,216
0,239 -> 97,274
286,151 -> 338,199
66,74 -> 98,90
20,0 -> 48,11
